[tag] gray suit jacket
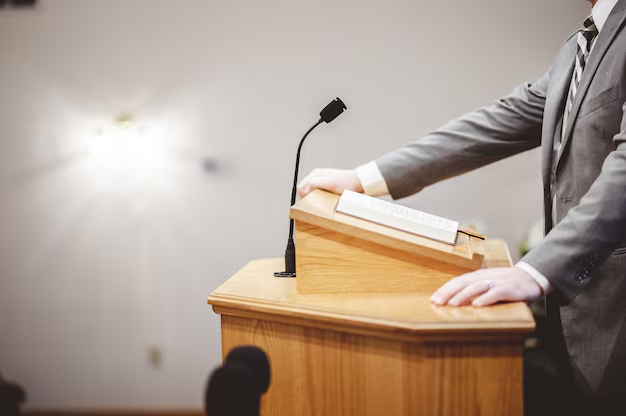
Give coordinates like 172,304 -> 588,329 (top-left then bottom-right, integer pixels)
376,1 -> 626,397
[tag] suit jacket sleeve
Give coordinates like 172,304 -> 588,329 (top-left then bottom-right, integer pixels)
522,102 -> 626,301
376,71 -> 550,199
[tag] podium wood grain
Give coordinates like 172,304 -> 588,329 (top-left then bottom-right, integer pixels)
295,221 -> 482,294
291,190 -> 486,293
209,239 -> 534,416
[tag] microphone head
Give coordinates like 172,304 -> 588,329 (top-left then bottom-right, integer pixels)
205,363 -> 260,416
225,345 -> 271,395
319,97 -> 347,123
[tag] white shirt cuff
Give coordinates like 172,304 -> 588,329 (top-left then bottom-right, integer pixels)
355,161 -> 390,197
516,261 -> 552,295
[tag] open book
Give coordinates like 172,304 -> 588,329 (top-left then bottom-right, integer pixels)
334,190 -> 459,245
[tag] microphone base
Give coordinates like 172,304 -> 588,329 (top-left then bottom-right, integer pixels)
274,238 -> 297,278
273,271 -> 296,278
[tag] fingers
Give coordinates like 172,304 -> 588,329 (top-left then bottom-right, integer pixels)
472,280 -> 542,307
297,168 -> 363,198
297,169 -> 332,198
297,170 -> 314,198
432,277 -> 505,307
447,280 -> 492,306
297,182 -> 310,198
298,174 -> 337,198
471,286 -> 514,307
431,268 -> 503,306
430,276 -> 471,305
431,267 -> 543,307
470,268 -> 543,306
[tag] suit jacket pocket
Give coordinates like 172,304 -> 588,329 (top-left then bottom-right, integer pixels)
580,85 -> 619,118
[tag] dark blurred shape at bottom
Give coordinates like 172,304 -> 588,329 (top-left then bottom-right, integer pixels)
0,374 -> 25,416
205,345 -> 271,416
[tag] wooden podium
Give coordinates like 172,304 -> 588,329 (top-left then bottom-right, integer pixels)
208,193 -> 535,416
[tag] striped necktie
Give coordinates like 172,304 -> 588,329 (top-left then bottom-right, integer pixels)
562,13 -> 599,140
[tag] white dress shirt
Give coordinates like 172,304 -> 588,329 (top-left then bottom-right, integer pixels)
355,0 -> 619,295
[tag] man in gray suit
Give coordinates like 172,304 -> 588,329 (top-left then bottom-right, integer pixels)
299,0 -> 626,413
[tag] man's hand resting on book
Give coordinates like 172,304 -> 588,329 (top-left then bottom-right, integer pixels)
297,168 -> 363,198
431,267 -> 543,307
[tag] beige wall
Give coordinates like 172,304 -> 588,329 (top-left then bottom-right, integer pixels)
0,0 -> 588,409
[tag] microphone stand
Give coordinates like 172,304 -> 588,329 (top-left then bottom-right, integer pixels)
274,120 -> 322,278
274,97 -> 346,278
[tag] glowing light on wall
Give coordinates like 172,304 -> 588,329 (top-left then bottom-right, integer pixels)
85,113 -> 173,193
89,114 -> 156,167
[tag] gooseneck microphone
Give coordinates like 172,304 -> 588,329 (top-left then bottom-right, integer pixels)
274,97 -> 347,278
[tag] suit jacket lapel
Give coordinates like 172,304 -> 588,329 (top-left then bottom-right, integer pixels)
557,1 -> 626,168
542,43 -> 575,184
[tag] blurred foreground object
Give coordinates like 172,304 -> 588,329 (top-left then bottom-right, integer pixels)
205,346 -> 271,416
0,0 -> 37,8
0,374 -> 25,416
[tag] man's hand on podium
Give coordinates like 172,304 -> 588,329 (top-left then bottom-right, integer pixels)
430,267 -> 542,307
297,168 -> 363,198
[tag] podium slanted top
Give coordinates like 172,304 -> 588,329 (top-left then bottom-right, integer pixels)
290,190 -> 484,271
